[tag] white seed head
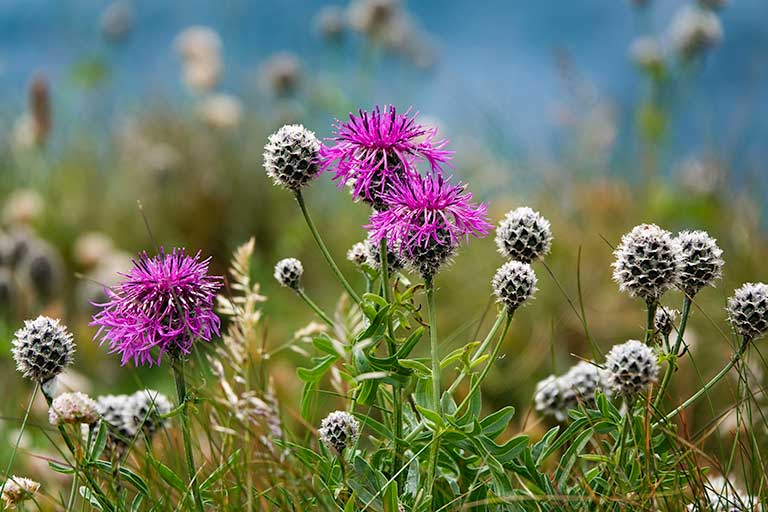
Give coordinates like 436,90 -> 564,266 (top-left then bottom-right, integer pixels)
96,394 -> 136,443
123,389 -> 172,435
605,340 -> 659,396
495,207 -> 552,263
263,124 -> 320,191
560,361 -> 605,411
11,316 -> 75,383
655,307 -> 679,338
197,93 -> 243,130
630,37 -> 664,70
319,410 -> 360,454
48,392 -> 100,426
676,230 -> 723,296
612,224 -> 682,302
346,242 -> 369,267
2,476 -> 40,508
405,233 -> 456,281
492,261 -> 538,314
274,258 -> 304,290
727,283 -> 768,340
534,375 -> 566,421
364,236 -> 405,273
670,6 -> 723,57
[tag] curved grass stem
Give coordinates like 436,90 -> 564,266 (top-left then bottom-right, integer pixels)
295,288 -> 334,327
172,358 -> 205,512
424,279 -> 441,502
1,383 -> 39,498
654,296 -> 692,408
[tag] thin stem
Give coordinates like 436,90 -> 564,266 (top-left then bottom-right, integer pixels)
644,300 -> 658,345
446,311 -> 506,396
617,400 -> 635,469
294,190 -> 360,304
661,336 -> 751,424
1,383 -> 39,498
425,278 -> 441,502
172,359 -> 205,512
295,288 -> 334,327
654,296 -> 692,408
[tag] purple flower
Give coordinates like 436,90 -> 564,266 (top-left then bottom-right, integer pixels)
367,173 -> 492,256
91,248 -> 223,367
318,105 -> 451,208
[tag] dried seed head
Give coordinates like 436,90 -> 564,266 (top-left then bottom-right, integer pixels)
605,340 -> 659,396
123,389 -> 172,435
404,232 -> 456,281
534,375 -> 566,421
491,261 -> 538,314
495,207 -> 552,263
670,6 -> 723,58
48,392 -> 100,426
12,316 -> 75,384
2,476 -> 40,508
727,283 -> 768,341
612,224 -> 682,302
274,258 -> 304,290
364,236 -> 405,273
263,124 -> 320,191
560,361 -> 605,411
96,394 -> 136,443
346,242 -> 369,267
655,307 -> 679,338
676,230 -> 723,297
319,410 -> 360,454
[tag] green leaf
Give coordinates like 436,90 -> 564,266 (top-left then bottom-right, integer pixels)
555,428 -> 594,489
312,334 -> 343,357
152,460 -> 186,494
79,486 -> 104,511
415,405 -> 444,430
297,354 -> 338,383
130,495 -> 143,512
300,381 -> 318,420
356,305 -> 391,341
383,480 -> 399,512
397,359 -> 431,378
89,421 -> 108,461
48,461 -> 75,474
119,467 -> 150,497
479,406 -> 515,439
200,449 -> 241,491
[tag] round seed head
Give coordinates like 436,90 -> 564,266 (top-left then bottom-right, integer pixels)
18,239 -> 62,302
346,242 -> 369,267
96,394 -> 136,443
670,6 -> 723,58
124,389 -> 172,435
727,283 -> 768,340
48,392 -> 100,426
319,410 -> 360,454
11,316 -> 75,384
364,235 -> 405,274
491,261 -> 538,314
560,361 -> 605,411
495,207 -> 553,263
274,258 -> 303,290
655,307 -> 679,338
676,230 -> 723,297
605,340 -> 659,396
263,124 -> 320,191
2,476 -> 40,508
612,224 -> 682,302
534,375 -> 566,421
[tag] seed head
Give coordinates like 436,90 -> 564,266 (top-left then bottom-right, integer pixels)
49,392 -> 100,426
319,410 -> 360,454
364,236 -> 405,274
727,283 -> 768,341
123,389 -> 172,435
560,361 -> 605,411
2,476 -> 40,508
655,307 -> 679,338
491,261 -> 538,314
274,258 -> 304,290
670,6 -> 723,58
263,124 -> 321,191
612,224 -> 682,302
12,316 -> 75,384
676,230 -> 723,297
96,394 -> 136,443
534,375 -> 566,421
495,207 -> 552,263
604,340 -> 659,396
346,242 -> 369,267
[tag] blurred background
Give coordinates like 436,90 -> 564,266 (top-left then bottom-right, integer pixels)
1,0 -> 767,497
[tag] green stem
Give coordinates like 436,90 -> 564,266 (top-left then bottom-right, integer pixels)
425,279 -> 441,502
172,359 -> 205,512
294,191 -> 360,304
295,288 -> 334,327
661,336 -> 750,424
617,400 -> 635,469
644,300 -> 658,345
654,296 -> 692,408
446,311 -> 505,396
1,383 -> 39,498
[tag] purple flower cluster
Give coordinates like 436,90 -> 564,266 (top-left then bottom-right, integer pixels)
91,248 -> 222,366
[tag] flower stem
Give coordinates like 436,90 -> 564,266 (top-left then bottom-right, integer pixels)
172,358 -> 205,512
425,278 -> 441,502
644,300 -> 658,345
661,336 -> 751,424
446,310 -> 506,396
0,383 -> 39,498
654,296 -> 692,408
295,288 -> 334,327
294,191 -> 361,304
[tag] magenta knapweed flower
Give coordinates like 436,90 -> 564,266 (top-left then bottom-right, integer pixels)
91,248 -> 222,366
367,173 -> 492,255
318,105 -> 451,208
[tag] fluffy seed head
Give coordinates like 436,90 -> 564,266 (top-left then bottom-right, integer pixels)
91,248 -> 222,366
346,242 -> 369,267
123,389 -> 172,435
319,410 -> 360,454
655,307 -> 679,338
605,340 -> 659,396
263,124 -> 321,191
492,261 -> 538,314
727,283 -> 768,340
49,392 -> 100,426
612,224 -> 682,301
96,394 -> 136,443
534,375 -> 566,421
676,230 -> 723,296
12,316 -> 75,383
495,207 -> 553,263
274,258 -> 303,290
560,361 -> 605,411
670,6 -> 723,58
2,476 -> 40,508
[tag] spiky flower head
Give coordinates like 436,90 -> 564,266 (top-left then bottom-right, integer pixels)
319,410 -> 360,454
274,258 -> 303,290
2,476 -> 40,508
48,392 -> 100,426
123,389 -> 172,436
676,230 -> 723,297
318,105 -> 451,209
670,5 -> 723,58
363,235 -> 405,274
726,283 -> 768,341
346,242 -> 369,267
560,361 -> 605,411
612,224 -> 682,302
605,340 -> 659,396
96,394 -> 136,443
534,375 -> 566,421
495,207 -> 553,263
491,261 -> 538,314
655,307 -> 679,338
12,316 -> 75,384
263,124 -> 321,191
91,248 -> 222,367
367,173 -> 491,279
